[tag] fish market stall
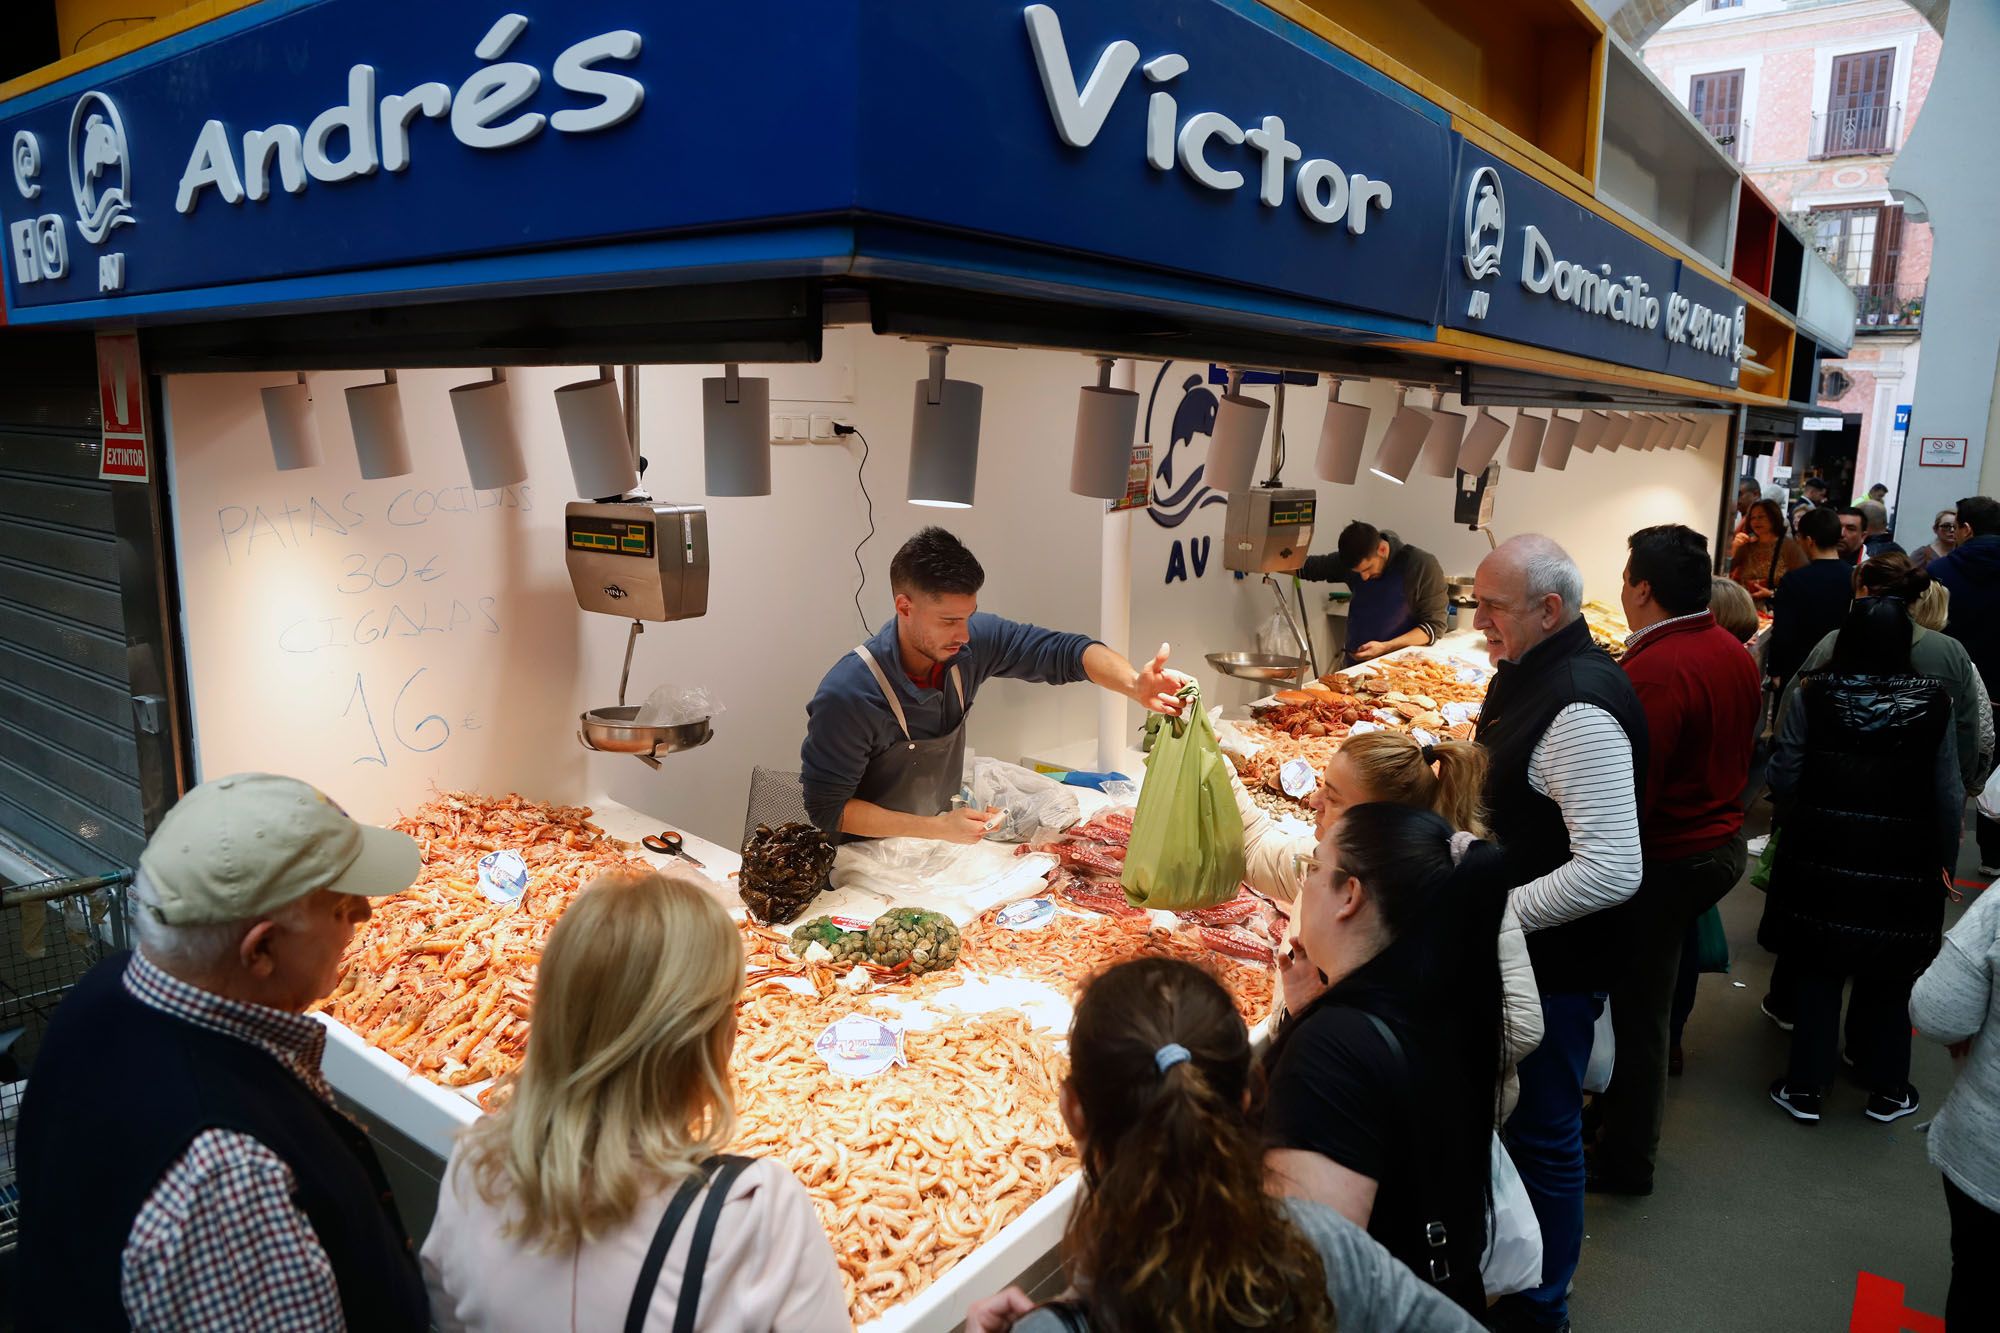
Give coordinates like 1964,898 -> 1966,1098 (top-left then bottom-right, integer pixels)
313,786 -> 1276,1332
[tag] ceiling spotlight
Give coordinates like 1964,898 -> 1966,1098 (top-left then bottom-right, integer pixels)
1641,414 -> 1672,450
345,370 -> 413,480
703,362 -> 773,497
1368,389 -> 1433,485
1315,380 -> 1371,486
1573,410 -> 1610,454
909,345 -> 982,508
1071,357 -> 1140,499
1601,413 -> 1635,451
1457,408 -> 1507,475
1419,403 -> 1468,479
1673,415 -> 1701,449
1540,412 -> 1579,470
1505,412 -> 1544,472
449,368 -> 528,490
262,372 -> 321,471
555,366 -> 639,501
1206,370 -> 1271,495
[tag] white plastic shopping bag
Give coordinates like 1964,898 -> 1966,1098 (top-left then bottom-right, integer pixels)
1979,764 -> 2000,822
1582,998 -> 1615,1094
1482,1132 -> 1544,1299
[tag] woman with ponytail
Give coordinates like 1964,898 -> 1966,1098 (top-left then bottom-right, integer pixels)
966,957 -> 1482,1333
1236,731 -> 1540,1117
1263,805 -> 1510,1317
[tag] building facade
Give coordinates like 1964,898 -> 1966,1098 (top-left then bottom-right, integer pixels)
1643,0 -> 1939,508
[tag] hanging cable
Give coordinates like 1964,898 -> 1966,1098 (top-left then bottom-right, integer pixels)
834,423 -> 876,636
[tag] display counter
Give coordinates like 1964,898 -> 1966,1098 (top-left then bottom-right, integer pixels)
316,790 -> 1275,1333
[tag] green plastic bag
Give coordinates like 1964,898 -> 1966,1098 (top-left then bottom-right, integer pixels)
1693,904 -> 1730,974
1120,683 -> 1246,911
1749,830 -> 1779,891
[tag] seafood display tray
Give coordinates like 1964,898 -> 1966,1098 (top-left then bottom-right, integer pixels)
317,795 -> 1273,1333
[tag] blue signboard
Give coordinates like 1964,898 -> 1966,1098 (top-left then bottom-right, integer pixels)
1441,141 -> 1744,390
1895,404 -> 1912,433
0,0 -> 1451,338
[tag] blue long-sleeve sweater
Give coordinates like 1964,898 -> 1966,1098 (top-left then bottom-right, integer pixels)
800,614 -> 1098,835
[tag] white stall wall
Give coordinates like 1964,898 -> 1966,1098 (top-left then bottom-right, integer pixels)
167,338 -> 1725,845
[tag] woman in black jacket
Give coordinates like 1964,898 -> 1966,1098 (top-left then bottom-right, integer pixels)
1765,596 -> 1961,1125
1261,804 -> 1509,1316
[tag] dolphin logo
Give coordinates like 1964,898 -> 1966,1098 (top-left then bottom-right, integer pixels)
1145,366 -> 1228,530
1463,166 -> 1504,283
68,91 -> 133,245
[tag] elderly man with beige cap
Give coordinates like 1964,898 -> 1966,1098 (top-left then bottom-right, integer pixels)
17,773 -> 430,1333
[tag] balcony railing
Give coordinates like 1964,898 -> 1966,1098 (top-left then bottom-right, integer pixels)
1854,282 -> 1924,332
1702,117 -> 1748,162
1810,103 -> 1903,159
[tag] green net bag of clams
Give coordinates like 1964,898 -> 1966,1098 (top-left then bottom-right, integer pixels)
864,908 -> 961,974
1120,681 -> 1245,911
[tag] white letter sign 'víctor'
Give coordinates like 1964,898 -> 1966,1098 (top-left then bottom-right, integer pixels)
1023,3 -> 1396,236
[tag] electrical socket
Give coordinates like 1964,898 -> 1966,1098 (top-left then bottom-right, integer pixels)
770,414 -> 805,444
809,412 -> 838,443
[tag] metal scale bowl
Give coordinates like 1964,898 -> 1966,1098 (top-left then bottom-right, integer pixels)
1211,482 -> 1319,688
565,498 -> 716,769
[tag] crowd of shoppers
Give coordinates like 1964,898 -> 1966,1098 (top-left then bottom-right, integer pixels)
22,495 -> 2000,1333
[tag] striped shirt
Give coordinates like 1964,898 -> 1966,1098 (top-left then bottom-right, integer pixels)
120,952 -> 346,1332
1510,702 -> 1645,934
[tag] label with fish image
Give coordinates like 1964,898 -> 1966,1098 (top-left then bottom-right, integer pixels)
814,1015 -> 906,1078
995,898 -> 1057,930
475,849 -> 528,903
1279,758 -> 1319,800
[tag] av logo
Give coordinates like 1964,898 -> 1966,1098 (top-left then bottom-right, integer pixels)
68,90 -> 132,291
1462,165 -> 1505,320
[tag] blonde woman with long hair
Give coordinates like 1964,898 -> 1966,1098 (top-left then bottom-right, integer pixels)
1235,730 -> 1542,1116
421,871 -> 848,1332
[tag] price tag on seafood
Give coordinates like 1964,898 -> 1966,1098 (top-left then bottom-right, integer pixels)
813,1014 -> 907,1078
474,849 -> 528,903
995,898 -> 1057,930
1279,757 -> 1319,800
1441,701 -> 1481,727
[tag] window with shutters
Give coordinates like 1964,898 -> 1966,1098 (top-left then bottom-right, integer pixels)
1816,49 -> 1898,157
1688,70 -> 1745,160
1812,205 -> 1916,328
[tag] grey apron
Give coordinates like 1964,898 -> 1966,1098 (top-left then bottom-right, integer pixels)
851,644 -> 969,819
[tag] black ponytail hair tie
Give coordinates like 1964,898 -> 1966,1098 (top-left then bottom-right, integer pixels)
1420,744 -> 1438,764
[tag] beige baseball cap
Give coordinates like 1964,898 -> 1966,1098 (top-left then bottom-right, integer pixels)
137,773 -> 420,926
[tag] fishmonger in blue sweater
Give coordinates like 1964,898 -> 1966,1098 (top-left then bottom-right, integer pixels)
801,528 -> 1184,843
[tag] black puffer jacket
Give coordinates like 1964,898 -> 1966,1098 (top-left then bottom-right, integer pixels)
1766,672 -> 1958,975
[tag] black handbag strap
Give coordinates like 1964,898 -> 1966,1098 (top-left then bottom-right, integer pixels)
1042,1299 -> 1090,1332
624,1155 -> 756,1333
1360,1011 -> 1454,1289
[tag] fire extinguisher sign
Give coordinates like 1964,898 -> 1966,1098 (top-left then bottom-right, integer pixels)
96,330 -> 148,482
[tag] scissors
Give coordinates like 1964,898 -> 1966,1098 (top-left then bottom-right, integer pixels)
641,829 -> 705,869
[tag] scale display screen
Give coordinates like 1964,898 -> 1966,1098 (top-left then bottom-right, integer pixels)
1268,499 -> 1315,526
567,515 -> 655,558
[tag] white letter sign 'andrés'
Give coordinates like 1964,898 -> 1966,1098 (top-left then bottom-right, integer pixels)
175,14 -> 644,216
1021,4 -> 1396,236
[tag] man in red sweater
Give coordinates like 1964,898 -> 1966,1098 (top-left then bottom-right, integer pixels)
1588,524 -> 1760,1195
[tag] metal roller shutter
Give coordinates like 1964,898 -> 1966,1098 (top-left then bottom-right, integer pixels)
0,337 -> 144,877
